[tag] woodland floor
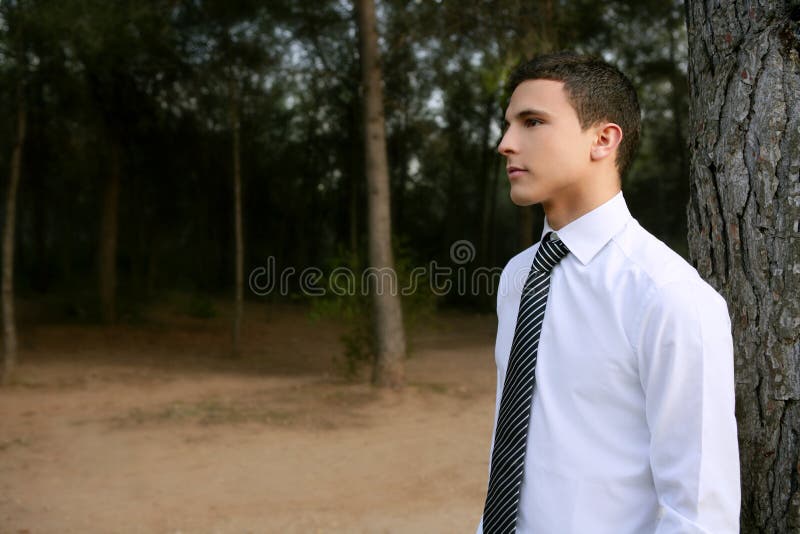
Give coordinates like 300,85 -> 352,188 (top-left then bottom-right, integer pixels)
0,300 -> 498,533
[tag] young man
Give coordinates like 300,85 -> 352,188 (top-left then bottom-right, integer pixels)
477,52 -> 740,533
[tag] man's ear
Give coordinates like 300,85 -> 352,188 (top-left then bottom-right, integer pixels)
590,123 -> 623,162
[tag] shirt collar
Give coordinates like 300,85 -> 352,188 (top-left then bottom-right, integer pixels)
541,191 -> 632,266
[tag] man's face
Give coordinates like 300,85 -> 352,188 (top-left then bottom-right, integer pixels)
498,79 -> 597,207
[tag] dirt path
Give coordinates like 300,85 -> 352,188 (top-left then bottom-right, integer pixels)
0,304 -> 498,533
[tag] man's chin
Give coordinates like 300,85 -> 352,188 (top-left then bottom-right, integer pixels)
509,188 -> 540,207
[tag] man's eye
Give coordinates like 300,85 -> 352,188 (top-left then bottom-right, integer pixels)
525,119 -> 541,127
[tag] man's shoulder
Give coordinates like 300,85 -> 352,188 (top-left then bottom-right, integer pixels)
610,222 -> 731,351
611,220 -> 702,291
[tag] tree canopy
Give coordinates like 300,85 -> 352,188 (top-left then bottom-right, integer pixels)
0,0 -> 689,315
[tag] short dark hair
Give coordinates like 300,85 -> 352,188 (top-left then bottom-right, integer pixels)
506,51 -> 641,181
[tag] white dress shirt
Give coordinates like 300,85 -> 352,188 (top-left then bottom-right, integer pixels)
477,192 -> 740,533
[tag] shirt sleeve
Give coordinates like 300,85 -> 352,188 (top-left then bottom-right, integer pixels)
636,280 -> 740,533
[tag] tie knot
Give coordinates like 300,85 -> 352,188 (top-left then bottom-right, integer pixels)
532,233 -> 570,272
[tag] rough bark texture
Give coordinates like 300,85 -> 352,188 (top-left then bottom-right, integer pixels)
1,81 -> 26,386
356,0 -> 407,389
685,2 -> 800,532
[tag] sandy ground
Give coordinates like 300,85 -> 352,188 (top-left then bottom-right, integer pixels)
0,302 -> 498,533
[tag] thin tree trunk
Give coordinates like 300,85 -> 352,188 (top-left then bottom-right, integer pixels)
229,78 -> 244,358
348,100 -> 360,257
516,0 -> 557,249
667,18 -> 688,181
350,159 -> 359,256
478,97 -> 494,268
542,0 -> 556,49
98,138 -> 121,324
390,100 -> 408,233
685,2 -> 800,532
488,152 -> 501,268
667,17 -> 689,244
518,206 -> 534,248
442,141 -> 459,253
31,83 -> 48,292
356,0 -> 406,388
1,79 -> 27,386
146,240 -> 158,297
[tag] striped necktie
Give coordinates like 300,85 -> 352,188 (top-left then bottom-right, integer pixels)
482,232 -> 570,533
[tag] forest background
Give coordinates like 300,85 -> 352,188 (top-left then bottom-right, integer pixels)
5,1 -> 792,533
0,0 -> 689,328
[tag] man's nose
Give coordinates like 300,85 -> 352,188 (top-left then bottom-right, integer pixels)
497,129 -> 517,156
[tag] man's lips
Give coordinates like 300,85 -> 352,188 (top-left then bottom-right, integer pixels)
507,166 -> 527,178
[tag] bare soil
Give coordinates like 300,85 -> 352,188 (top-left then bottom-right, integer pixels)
0,302 -> 497,533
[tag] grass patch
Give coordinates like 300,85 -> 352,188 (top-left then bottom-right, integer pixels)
411,381 -> 450,394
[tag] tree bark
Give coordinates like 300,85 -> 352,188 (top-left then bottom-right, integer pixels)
229,78 -> 244,358
98,139 -> 120,324
356,0 -> 407,389
685,2 -> 800,532
1,79 -> 27,386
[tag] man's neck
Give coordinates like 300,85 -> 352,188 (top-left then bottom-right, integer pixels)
543,185 -> 622,231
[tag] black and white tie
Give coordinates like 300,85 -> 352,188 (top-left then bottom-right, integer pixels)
482,232 -> 570,533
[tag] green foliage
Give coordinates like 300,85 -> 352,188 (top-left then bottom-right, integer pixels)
308,242 -> 436,381
309,285 -> 373,380
183,293 -> 218,319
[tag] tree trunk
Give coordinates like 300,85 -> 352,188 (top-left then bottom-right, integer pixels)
685,3 -> 800,532
478,97 -> 494,268
356,0 -> 407,389
350,155 -> 359,256
442,138 -> 460,255
1,80 -> 27,386
392,101 -> 408,233
518,206 -> 534,248
348,99 -> 360,257
487,152 -> 501,267
98,138 -> 121,324
667,15 -> 689,245
229,78 -> 244,358
516,0 -> 557,249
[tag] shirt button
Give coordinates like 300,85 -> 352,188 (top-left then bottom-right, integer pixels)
550,231 -> 559,241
